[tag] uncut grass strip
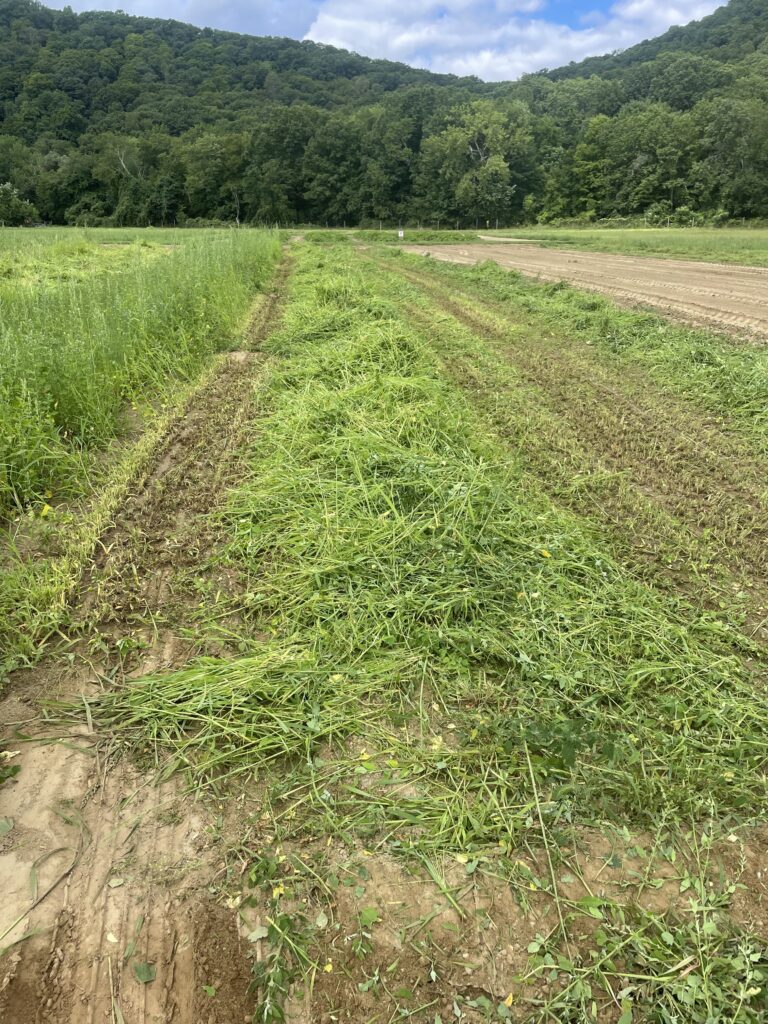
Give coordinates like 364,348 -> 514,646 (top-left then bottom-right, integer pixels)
0,230 -> 280,514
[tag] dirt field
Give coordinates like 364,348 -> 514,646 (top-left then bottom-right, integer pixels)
404,241 -> 768,340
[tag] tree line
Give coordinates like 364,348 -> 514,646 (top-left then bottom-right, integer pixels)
1,0 -> 767,226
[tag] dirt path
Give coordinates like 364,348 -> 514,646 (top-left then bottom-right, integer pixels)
0,263 -> 290,1024
404,241 -> 768,341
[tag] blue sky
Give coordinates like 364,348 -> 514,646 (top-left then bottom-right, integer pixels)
47,0 -> 724,79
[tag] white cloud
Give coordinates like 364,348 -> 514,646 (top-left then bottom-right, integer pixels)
304,0 -> 723,79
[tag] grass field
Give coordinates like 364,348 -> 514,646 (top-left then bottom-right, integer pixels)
0,228 -> 279,515
482,226 -> 768,266
0,227 -> 279,674
2,230 -> 768,1023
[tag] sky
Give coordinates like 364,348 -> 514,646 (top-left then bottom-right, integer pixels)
47,0 -> 724,80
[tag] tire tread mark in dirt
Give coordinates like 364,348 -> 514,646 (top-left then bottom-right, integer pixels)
77,253 -> 293,665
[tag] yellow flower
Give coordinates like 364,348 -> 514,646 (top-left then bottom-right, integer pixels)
272,884 -> 285,899
539,549 -> 551,558
323,961 -> 333,973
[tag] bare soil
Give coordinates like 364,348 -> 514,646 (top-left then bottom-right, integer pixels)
404,242 -> 768,341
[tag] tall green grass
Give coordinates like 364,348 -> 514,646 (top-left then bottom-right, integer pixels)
0,229 -> 280,514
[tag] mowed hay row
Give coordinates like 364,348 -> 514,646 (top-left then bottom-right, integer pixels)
77,242 -> 768,1020
363,250 -> 768,634
389,251 -> 768,448
0,229 -> 280,515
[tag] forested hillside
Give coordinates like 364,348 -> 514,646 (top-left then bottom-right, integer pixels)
1,0 -> 767,225
548,0 -> 768,79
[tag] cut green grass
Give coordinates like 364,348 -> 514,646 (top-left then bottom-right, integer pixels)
359,250 -> 768,634
73,240 -> 768,1021
85,244 -> 768,826
476,227 -> 768,267
339,225 -> 768,266
386,250 -> 768,454
351,229 -> 482,246
0,229 -> 165,292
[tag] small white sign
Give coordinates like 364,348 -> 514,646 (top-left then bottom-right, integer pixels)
398,229 -> 404,239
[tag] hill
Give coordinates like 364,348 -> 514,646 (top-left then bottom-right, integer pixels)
547,0 -> 768,80
0,0 -> 487,136
0,0 -> 766,225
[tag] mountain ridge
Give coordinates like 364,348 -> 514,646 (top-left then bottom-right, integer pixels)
544,0 -> 768,80
0,0 -> 766,225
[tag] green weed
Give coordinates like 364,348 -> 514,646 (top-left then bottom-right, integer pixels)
526,890 -> 768,1022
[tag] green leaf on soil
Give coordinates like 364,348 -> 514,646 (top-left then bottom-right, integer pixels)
133,962 -> 156,984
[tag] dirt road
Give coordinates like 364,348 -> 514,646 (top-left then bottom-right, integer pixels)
404,241 -> 768,340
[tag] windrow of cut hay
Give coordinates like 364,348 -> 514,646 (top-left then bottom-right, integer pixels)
87,245 -> 768,827
53,242 -> 768,1020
